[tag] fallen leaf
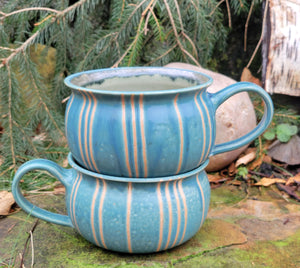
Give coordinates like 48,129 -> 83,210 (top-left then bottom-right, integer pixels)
228,162 -> 236,176
53,184 -> 66,194
235,151 -> 256,167
255,177 -> 286,187
240,67 -> 262,86
0,191 -> 15,216
286,173 -> 300,186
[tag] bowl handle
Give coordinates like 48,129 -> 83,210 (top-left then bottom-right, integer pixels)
209,82 -> 274,156
12,159 -> 74,227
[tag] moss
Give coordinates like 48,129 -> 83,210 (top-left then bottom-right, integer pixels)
210,185 -> 246,208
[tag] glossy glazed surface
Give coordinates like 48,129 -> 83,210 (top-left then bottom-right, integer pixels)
12,154 -> 210,253
64,67 -> 274,177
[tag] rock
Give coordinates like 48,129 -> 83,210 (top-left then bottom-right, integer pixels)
164,62 -> 257,172
268,135 -> 300,165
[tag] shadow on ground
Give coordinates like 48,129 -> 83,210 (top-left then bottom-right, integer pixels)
1,184 -> 300,267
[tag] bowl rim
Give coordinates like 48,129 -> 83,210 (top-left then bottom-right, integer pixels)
64,66 -> 213,96
68,153 -> 209,183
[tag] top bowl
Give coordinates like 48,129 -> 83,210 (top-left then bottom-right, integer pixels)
64,67 -> 273,177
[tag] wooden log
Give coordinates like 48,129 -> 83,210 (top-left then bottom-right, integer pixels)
262,0 -> 300,96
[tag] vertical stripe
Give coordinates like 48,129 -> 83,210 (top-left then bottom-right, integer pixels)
69,173 -> 79,223
171,180 -> 181,248
196,174 -> 206,228
88,93 -> 100,173
139,94 -> 148,177
122,95 -> 132,177
65,93 -> 75,138
131,95 -> 139,177
71,173 -> 82,232
178,180 -> 187,244
164,181 -> 173,250
156,182 -> 164,252
99,179 -> 107,248
200,92 -> 212,159
194,91 -> 207,165
174,94 -> 184,174
126,182 -> 133,253
91,179 -> 100,246
84,92 -> 93,170
78,92 -> 89,168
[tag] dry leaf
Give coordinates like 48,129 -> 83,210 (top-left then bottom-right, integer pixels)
255,177 -> 286,187
286,173 -> 300,186
240,67 -> 262,86
53,184 -> 66,194
235,151 -> 256,167
0,191 -> 15,215
228,162 -> 236,176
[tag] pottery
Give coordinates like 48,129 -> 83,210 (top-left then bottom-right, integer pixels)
64,67 -> 273,177
12,154 -> 211,253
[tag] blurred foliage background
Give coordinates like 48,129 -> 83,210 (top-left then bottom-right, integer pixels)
0,0 -> 266,184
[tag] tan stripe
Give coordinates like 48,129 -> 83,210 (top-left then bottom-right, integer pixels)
91,179 -> 100,246
171,180 -> 181,248
84,92 -> 93,170
131,95 -> 139,177
78,92 -> 88,168
88,93 -> 100,173
196,174 -> 206,227
126,182 -> 133,253
156,182 -> 164,252
194,92 -> 206,165
99,179 -> 107,248
69,173 -> 79,223
122,95 -> 132,177
178,180 -> 187,244
200,92 -> 212,159
72,173 -> 82,232
174,94 -> 184,174
139,94 -> 148,177
164,181 -> 173,250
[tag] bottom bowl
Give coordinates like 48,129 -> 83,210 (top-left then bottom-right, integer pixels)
12,153 -> 210,253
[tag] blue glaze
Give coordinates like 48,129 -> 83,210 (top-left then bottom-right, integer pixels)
64,67 -> 274,177
12,154 -> 210,253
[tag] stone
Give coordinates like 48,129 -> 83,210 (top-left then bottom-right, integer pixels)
164,62 -> 257,172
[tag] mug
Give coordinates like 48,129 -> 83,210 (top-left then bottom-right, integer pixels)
64,67 -> 273,177
12,154 -> 210,253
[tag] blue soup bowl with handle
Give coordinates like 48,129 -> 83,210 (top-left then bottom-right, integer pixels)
12,153 -> 211,253
64,67 -> 273,177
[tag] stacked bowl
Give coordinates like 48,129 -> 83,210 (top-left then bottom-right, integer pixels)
12,67 -> 274,253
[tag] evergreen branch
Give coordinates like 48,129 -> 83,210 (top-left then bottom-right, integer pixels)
114,0 -> 149,40
79,32 -> 117,70
21,51 -> 65,137
6,65 -> 16,169
173,0 -> 184,31
209,0 -> 225,17
0,0 -> 90,69
163,0 -> 200,66
0,7 -> 60,21
146,43 -> 177,65
149,8 -> 163,41
12,120 -> 39,155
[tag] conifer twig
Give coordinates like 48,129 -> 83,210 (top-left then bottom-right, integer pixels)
162,0 -> 200,66
209,0 -> 225,17
247,0 -> 269,68
0,7 -> 59,21
6,65 -> 16,170
225,0 -> 232,28
244,0 -> 255,51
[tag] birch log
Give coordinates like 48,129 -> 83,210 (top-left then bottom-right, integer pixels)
262,0 -> 300,96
